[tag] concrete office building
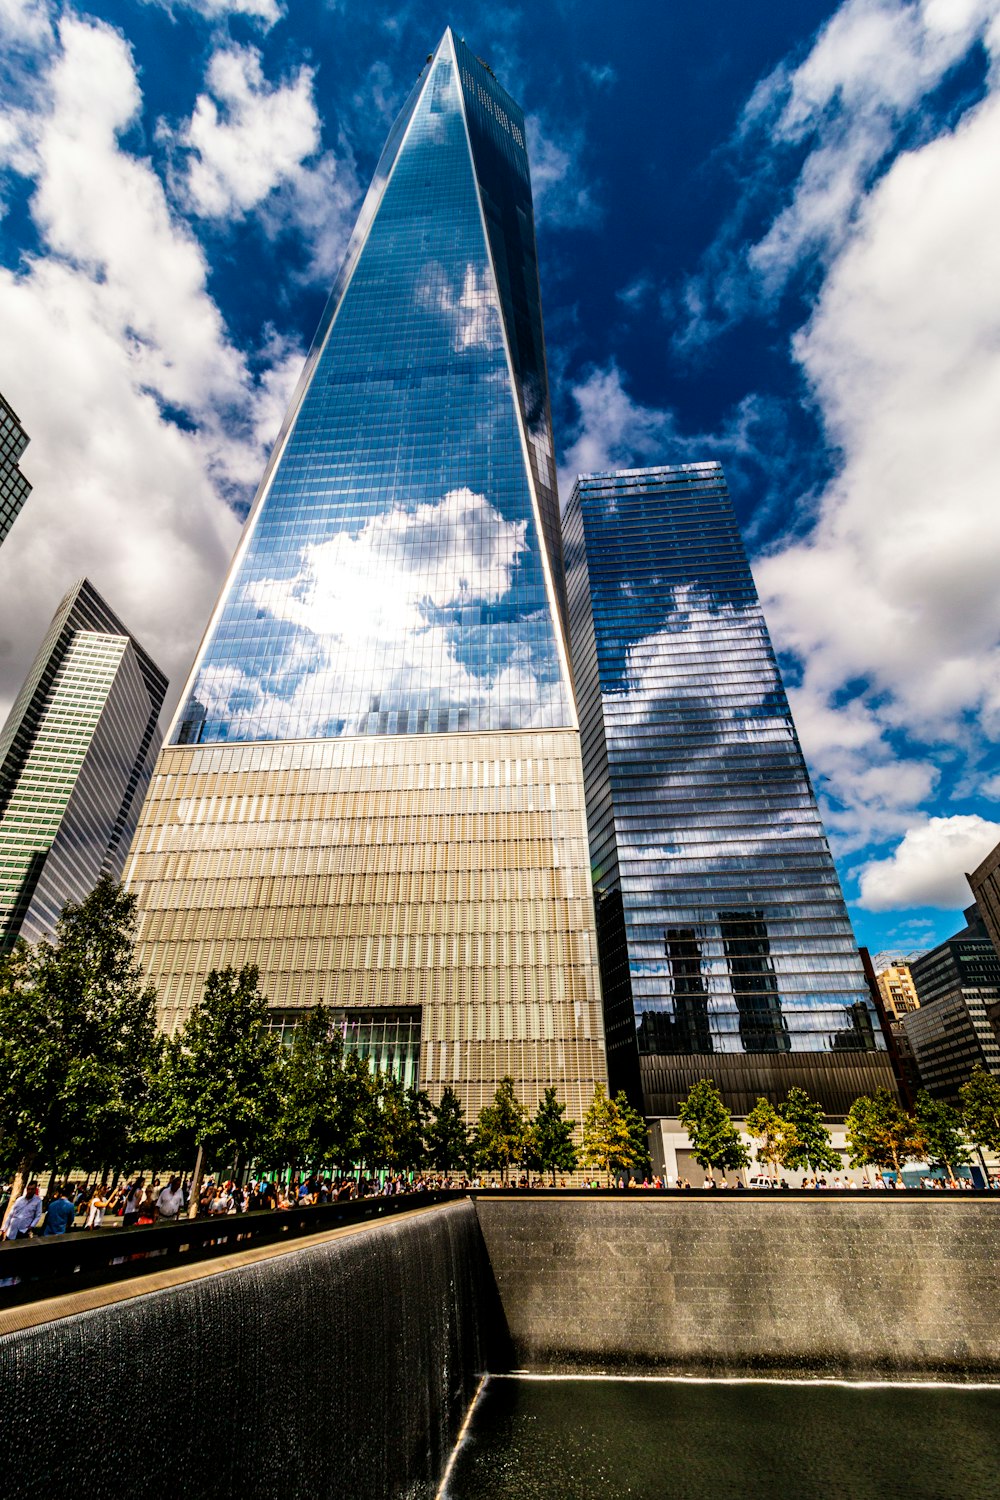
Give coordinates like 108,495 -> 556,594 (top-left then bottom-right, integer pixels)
0,578 -> 166,949
563,463 -> 896,1132
968,838 -> 1000,962
900,906 -> 1000,1099
0,391 -> 32,549
874,959 -> 921,1022
125,31 -> 607,1121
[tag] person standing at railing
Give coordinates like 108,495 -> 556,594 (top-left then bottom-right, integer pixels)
121,1178 -> 145,1229
85,1184 -> 121,1230
156,1177 -> 185,1223
42,1187 -> 76,1236
2,1181 -> 42,1240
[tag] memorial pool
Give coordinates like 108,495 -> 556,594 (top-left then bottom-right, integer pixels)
444,1374 -> 1000,1499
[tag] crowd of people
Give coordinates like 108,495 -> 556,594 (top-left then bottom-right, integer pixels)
2,1162 -> 994,1238
0,1171 -> 478,1238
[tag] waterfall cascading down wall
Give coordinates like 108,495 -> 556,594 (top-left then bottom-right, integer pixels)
0,1202 -> 504,1500
3,1196 -> 1000,1499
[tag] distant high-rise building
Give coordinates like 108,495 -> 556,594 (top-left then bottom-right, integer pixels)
0,578 -> 166,949
563,463 -> 897,1118
874,959 -> 921,1022
0,391 -> 32,548
125,31 -> 607,1121
901,905 -> 1000,1099
968,838 -> 1000,962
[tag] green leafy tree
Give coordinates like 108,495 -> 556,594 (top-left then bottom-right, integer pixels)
272,1005 -> 349,1176
151,965 -> 283,1213
475,1075 -> 529,1182
780,1087 -> 843,1177
375,1073 -> 429,1174
678,1079 -> 750,1180
845,1090 -> 925,1181
0,878 -> 159,1213
614,1090 -> 650,1180
527,1087 -> 578,1183
745,1097 -> 797,1186
959,1067 -> 1000,1157
426,1085 -> 471,1173
914,1091 -> 970,1184
580,1084 -> 633,1185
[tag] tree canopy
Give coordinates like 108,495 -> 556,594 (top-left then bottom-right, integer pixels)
745,1097 -> 796,1184
426,1085 -> 470,1173
475,1075 -> 529,1181
0,877 -> 159,1190
527,1086 -> 578,1182
678,1080 -> 749,1177
959,1067 -> 1000,1156
845,1090 -> 925,1178
779,1087 -> 843,1176
914,1091 -> 970,1183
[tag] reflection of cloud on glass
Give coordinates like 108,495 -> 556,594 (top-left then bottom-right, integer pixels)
610,585 -> 808,855
417,261 -> 502,353
251,486 -> 526,637
188,486 -> 568,740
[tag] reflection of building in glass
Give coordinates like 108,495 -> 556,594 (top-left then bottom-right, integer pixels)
901,905 -> 1000,1099
0,391 -> 32,549
664,928 -> 714,1054
564,463 -> 897,1116
266,1006 -> 422,1092
126,31 -> 607,1122
719,910 -> 790,1053
0,579 -> 166,950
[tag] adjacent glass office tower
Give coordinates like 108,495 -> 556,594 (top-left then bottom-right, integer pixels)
0,391 -> 32,548
564,464 -> 896,1116
126,31 -> 607,1119
0,578 -> 167,949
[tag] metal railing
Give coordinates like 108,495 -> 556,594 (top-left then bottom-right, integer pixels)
0,1190 -> 463,1309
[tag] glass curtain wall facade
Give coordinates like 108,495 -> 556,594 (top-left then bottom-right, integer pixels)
564,464 -> 896,1116
0,578 -> 167,949
0,391 -> 31,548
126,31 -> 607,1122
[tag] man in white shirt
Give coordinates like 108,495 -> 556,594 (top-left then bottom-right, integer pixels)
156,1177 -> 185,1222
3,1181 -> 42,1239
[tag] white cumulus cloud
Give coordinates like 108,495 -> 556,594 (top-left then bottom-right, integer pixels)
166,42 -> 360,277
857,815 -> 1000,910
526,116 -> 599,230
0,12 -> 295,722
139,0 -> 283,30
179,45 -> 320,217
755,72 -> 1000,756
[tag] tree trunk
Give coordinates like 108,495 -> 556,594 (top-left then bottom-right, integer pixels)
1,1151 -> 36,1233
187,1143 -> 206,1220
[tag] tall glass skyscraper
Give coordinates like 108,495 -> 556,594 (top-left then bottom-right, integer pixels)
564,464 -> 896,1116
0,391 -> 32,549
0,578 -> 166,949
126,31 -> 607,1119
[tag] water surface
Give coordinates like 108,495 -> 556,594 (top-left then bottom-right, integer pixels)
445,1375 -> 1000,1499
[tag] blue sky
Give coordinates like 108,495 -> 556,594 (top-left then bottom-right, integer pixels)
1,0 -> 999,957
